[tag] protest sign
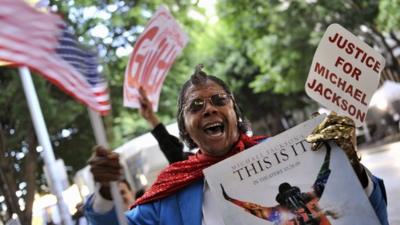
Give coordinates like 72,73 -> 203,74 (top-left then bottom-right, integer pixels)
204,114 -> 381,225
123,6 -> 188,111
305,24 -> 385,127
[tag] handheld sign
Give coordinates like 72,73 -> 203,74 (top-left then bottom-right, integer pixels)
123,6 -> 189,111
305,24 -> 385,127
204,115 -> 381,225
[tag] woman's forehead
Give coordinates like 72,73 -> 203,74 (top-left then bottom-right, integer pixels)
185,80 -> 225,99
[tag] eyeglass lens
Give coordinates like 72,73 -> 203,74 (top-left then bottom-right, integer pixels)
188,93 -> 229,113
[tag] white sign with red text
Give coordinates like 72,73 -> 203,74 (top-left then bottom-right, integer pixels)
123,6 -> 188,111
305,23 -> 385,127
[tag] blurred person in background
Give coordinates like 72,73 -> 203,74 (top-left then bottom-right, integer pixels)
72,202 -> 87,225
118,179 -> 135,210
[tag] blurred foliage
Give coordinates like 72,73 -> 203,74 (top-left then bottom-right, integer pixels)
377,0 -> 400,31
0,0 -> 399,223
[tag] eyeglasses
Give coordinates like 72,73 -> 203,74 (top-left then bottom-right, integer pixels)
184,93 -> 231,113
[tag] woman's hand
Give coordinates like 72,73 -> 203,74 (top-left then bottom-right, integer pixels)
306,112 -> 368,187
88,146 -> 122,199
138,87 -> 160,128
306,112 -> 356,157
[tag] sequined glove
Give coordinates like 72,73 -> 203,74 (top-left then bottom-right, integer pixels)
306,112 -> 368,187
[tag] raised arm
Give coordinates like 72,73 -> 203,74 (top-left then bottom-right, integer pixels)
150,123 -> 185,163
138,87 -> 185,163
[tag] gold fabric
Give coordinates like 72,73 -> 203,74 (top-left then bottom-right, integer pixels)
306,112 -> 360,166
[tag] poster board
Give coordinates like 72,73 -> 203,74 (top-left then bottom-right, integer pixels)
305,24 -> 385,127
204,115 -> 380,225
123,6 -> 188,111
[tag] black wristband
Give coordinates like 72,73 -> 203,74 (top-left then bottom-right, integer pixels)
99,185 -> 112,200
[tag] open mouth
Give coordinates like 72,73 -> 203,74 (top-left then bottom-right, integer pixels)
203,122 -> 224,136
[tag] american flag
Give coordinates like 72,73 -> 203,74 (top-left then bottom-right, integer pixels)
0,0 -> 111,115
56,25 -> 111,114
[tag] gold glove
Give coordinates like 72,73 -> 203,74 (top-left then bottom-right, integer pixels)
306,112 -> 368,187
306,112 -> 360,165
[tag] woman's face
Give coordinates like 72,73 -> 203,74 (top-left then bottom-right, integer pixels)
183,80 -> 240,156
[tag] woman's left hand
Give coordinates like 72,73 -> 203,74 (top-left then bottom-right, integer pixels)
306,112 -> 356,157
306,112 -> 368,186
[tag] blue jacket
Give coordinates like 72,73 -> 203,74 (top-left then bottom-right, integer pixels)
84,176 -> 388,225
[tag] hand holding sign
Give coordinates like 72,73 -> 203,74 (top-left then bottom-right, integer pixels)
306,112 -> 359,165
305,24 -> 385,127
305,112 -> 369,187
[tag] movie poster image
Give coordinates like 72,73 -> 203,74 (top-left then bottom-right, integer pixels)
203,115 -> 380,225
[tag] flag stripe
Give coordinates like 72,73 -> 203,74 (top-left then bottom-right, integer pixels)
0,0 -> 110,114
55,27 -> 111,111
0,44 -> 95,101
0,50 -> 109,111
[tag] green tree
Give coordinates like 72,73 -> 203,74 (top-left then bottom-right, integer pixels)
0,1 -> 208,224
0,67 -> 88,224
2,1 -> 399,224
208,0 -> 400,134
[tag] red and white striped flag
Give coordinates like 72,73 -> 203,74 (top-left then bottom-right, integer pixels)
0,0 -> 110,115
55,25 -> 111,115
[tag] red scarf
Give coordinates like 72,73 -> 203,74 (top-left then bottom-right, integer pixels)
131,134 -> 266,208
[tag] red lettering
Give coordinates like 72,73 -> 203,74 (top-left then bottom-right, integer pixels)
335,56 -> 361,81
348,105 -> 356,116
328,32 -> 339,43
330,33 -> 379,73
315,83 -> 323,95
332,93 -> 341,107
127,27 -> 159,87
335,56 -> 345,67
354,47 -> 364,59
337,77 -> 347,90
345,43 -> 355,54
314,62 -> 326,76
308,78 -> 365,123
366,56 -> 375,68
361,93 -> 368,106
354,88 -> 363,102
361,51 -> 368,63
356,110 -> 366,122
343,62 -> 353,73
351,67 -> 361,81
307,79 -> 317,89
324,88 -> 332,99
329,72 -> 337,84
341,98 -> 348,111
345,84 -> 353,96
373,61 -> 381,73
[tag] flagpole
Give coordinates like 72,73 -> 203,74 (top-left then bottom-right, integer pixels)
18,67 -> 73,225
88,108 -> 128,225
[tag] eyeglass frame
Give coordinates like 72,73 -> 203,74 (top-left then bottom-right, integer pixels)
183,92 -> 232,114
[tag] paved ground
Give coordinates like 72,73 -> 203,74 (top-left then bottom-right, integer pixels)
360,141 -> 400,225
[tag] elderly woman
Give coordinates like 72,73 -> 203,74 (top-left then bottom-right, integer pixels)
84,65 -> 388,225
